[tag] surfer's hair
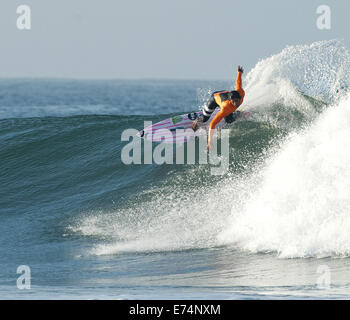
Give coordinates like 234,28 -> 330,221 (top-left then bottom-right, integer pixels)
230,91 -> 241,101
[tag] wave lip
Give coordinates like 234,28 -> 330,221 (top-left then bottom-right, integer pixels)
245,39 -> 350,108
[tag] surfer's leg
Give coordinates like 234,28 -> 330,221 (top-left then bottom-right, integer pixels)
202,96 -> 218,122
192,96 -> 218,131
224,111 -> 241,124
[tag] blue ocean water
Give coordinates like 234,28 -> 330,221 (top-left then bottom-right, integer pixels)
2,40 -> 350,299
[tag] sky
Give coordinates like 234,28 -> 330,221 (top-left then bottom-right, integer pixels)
0,0 -> 349,80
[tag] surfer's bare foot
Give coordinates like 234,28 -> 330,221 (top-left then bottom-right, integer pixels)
192,118 -> 199,132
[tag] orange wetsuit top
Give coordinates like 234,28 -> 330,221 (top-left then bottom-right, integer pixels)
209,71 -> 245,129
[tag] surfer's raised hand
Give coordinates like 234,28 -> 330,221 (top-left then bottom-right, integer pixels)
238,65 -> 244,73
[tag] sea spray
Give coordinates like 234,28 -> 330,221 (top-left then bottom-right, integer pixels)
219,93 -> 350,258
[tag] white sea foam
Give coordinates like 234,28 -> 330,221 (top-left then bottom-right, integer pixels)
219,93 -> 350,258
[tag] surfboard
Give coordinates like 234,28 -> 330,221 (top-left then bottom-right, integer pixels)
137,109 -> 251,144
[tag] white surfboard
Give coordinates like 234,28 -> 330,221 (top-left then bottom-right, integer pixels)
137,109 -> 251,144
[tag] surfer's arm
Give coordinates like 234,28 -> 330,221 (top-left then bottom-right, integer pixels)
235,66 -> 245,104
207,108 -> 226,150
235,67 -> 243,90
207,127 -> 215,151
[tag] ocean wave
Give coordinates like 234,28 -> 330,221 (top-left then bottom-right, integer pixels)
68,40 -> 350,258
218,92 -> 350,258
3,39 -> 350,259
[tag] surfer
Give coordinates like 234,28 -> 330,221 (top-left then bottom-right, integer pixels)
192,66 -> 245,150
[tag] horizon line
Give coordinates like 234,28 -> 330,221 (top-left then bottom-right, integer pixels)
0,76 -> 232,82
